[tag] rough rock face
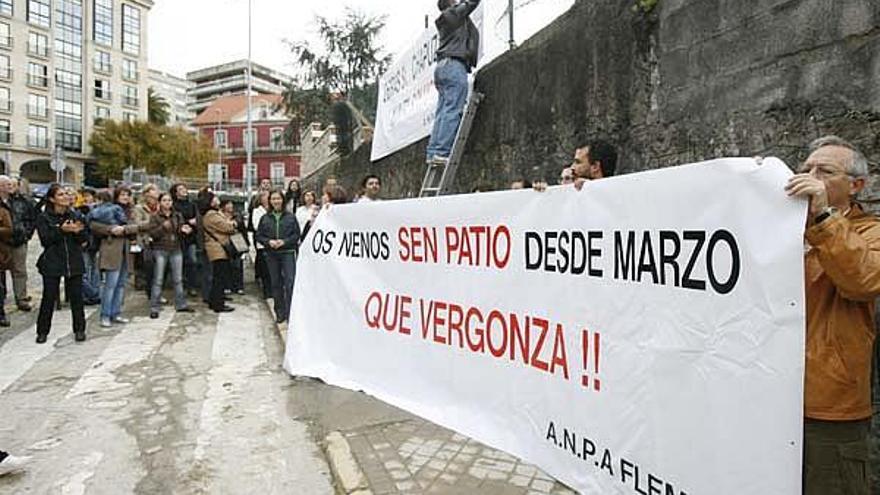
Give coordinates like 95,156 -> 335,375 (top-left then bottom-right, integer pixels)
303,1 -> 880,485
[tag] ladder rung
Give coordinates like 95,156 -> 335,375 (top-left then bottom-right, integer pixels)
421,187 -> 440,193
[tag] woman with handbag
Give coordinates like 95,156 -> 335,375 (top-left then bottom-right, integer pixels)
147,193 -> 195,318
221,199 -> 248,295
256,190 -> 300,324
201,192 -> 237,313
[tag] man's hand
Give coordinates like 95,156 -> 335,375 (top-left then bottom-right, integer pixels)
188,218 -> 197,226
269,239 -> 283,249
785,174 -> 829,216
180,225 -> 193,235
110,225 -> 125,236
62,220 -> 83,234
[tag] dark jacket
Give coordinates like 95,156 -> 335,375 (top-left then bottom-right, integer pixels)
255,210 -> 300,255
435,0 -> 481,69
10,192 -> 37,246
36,207 -> 88,277
148,210 -> 186,252
0,200 -> 13,270
174,197 -> 198,245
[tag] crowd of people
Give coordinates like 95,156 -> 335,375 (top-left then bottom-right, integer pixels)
0,172 -> 385,352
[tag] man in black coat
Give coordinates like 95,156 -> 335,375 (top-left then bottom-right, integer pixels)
9,178 -> 37,311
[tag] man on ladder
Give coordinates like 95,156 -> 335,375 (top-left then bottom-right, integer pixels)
425,0 -> 481,166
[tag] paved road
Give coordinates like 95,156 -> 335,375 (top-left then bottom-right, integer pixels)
0,240 -> 333,494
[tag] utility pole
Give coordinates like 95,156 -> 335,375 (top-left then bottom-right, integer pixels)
245,0 -> 253,195
508,0 -> 516,50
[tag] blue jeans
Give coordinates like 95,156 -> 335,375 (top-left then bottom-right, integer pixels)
82,251 -> 101,302
151,249 -> 186,312
266,251 -> 296,322
425,58 -> 469,160
101,256 -> 128,319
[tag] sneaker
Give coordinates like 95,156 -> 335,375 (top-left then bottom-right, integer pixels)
235,289 -> 245,295
100,317 -> 112,328
149,311 -> 159,319
429,155 -> 449,165
160,297 -> 169,305
111,316 -> 130,324
0,454 -> 32,476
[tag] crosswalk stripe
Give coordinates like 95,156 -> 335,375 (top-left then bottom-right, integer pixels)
66,311 -> 175,398
0,308 -> 97,394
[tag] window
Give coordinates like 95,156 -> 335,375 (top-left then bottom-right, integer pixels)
0,53 -> 9,79
270,128 -> 284,149
27,124 -> 47,148
28,93 -> 47,117
121,4 -> 140,55
122,59 -> 137,80
243,128 -> 256,150
93,0 -> 112,46
123,111 -> 136,122
54,0 -> 83,152
0,87 -> 9,112
94,79 -> 110,100
28,31 -> 48,56
122,85 -> 137,106
214,129 -> 227,149
0,0 -> 11,16
244,163 -> 257,187
27,0 -> 50,27
0,22 -> 10,48
271,162 -> 285,185
94,105 -> 110,122
0,119 -> 9,144
27,62 -> 47,87
93,50 -> 110,73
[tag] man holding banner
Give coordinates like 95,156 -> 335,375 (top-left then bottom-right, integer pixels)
787,136 -> 878,495
425,0 -> 481,164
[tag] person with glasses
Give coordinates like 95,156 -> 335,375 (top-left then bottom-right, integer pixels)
784,136 -> 878,495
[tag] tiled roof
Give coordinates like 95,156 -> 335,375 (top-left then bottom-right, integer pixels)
192,93 -> 284,125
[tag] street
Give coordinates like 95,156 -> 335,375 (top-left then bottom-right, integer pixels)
0,242 -> 573,494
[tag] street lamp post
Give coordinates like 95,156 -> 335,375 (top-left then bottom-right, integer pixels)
245,0 -> 253,196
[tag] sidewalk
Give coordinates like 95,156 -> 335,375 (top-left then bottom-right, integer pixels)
265,297 -> 574,495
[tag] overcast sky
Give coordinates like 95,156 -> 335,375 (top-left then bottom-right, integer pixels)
148,0 -> 433,78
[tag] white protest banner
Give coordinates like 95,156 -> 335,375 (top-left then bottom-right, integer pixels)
371,0 -> 575,161
285,158 -> 806,494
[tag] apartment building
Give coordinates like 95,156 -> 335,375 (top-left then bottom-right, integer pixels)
186,60 -> 292,118
149,68 -> 193,128
0,0 -> 152,185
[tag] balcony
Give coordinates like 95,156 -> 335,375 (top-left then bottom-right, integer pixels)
94,89 -> 112,102
0,99 -> 11,113
27,104 -> 48,119
27,74 -> 48,88
122,96 -> 139,107
94,63 -> 112,76
27,42 -> 49,58
27,136 -> 48,149
0,131 -> 11,145
0,36 -> 11,50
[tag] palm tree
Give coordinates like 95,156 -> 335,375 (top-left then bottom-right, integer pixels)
148,87 -> 170,125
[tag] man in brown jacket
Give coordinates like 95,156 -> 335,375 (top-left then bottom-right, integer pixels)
785,136 -> 879,495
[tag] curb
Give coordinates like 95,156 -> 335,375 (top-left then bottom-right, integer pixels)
325,431 -> 371,494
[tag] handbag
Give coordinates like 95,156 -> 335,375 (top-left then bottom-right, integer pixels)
228,232 -> 249,255
205,227 -> 246,259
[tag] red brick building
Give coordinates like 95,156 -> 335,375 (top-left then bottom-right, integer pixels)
192,94 -> 300,188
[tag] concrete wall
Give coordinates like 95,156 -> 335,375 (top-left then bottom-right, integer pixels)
305,0 -> 880,207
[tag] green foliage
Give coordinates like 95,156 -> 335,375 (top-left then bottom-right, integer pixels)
282,8 -> 390,136
89,120 -> 213,180
633,0 -> 658,13
147,87 -> 170,125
